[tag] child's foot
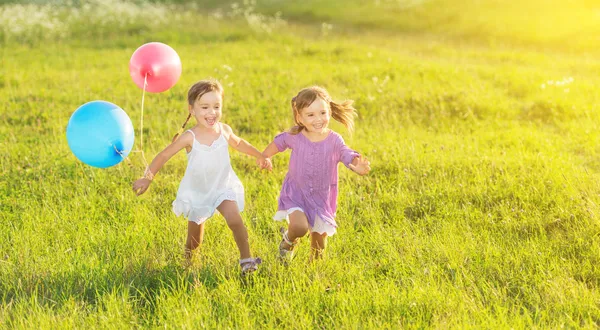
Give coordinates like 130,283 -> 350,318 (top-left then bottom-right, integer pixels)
240,257 -> 262,276
278,230 -> 297,264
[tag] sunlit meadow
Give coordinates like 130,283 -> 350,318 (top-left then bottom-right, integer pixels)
2,0 -> 600,328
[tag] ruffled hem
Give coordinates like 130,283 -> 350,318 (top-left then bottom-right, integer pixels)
173,190 -> 244,225
273,208 -> 337,236
172,200 -> 212,225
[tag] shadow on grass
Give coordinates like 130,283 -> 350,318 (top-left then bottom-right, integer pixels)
0,258 -> 224,317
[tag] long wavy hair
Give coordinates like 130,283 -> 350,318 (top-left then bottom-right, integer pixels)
289,86 -> 356,135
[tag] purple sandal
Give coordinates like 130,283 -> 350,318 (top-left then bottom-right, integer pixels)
240,257 -> 262,276
279,230 -> 298,263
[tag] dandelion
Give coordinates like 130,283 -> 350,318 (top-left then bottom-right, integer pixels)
321,22 -> 333,37
0,0 -> 171,43
243,9 -> 286,34
543,76 -> 575,91
1,0 -> 287,42
211,10 -> 224,20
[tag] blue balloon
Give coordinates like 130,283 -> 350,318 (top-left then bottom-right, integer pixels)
66,101 -> 135,168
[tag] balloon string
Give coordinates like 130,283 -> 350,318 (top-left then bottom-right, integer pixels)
139,72 -> 149,167
114,145 -> 132,166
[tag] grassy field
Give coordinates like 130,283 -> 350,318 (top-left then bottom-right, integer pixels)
2,0 -> 600,328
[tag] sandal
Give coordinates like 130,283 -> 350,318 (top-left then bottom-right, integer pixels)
240,257 -> 262,276
278,230 -> 298,263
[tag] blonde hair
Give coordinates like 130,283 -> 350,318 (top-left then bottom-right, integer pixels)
289,86 -> 356,135
172,79 -> 224,142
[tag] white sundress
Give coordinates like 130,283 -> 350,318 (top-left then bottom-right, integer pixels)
172,126 -> 245,224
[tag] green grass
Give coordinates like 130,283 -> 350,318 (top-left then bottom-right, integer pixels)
214,0 -> 600,52
2,0 -> 600,328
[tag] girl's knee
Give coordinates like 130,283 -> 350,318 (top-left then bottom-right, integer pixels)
289,221 -> 309,236
225,215 -> 246,231
289,213 -> 309,234
310,232 -> 327,247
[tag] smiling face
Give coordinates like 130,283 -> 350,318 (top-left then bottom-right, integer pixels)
189,91 -> 222,129
296,97 -> 330,134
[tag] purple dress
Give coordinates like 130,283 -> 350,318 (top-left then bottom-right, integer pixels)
273,130 -> 360,229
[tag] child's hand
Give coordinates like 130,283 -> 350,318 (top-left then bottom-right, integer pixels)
133,178 -> 152,196
264,157 -> 273,171
256,155 -> 273,171
349,155 -> 371,176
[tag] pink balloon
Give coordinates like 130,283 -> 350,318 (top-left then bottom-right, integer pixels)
129,42 -> 182,93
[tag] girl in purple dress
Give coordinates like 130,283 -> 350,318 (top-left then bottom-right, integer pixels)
262,86 -> 371,261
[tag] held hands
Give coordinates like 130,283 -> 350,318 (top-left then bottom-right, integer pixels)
256,155 -> 273,171
349,155 -> 371,176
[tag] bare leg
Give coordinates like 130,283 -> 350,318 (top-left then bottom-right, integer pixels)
217,200 -> 251,259
281,210 -> 309,250
185,221 -> 205,260
309,232 -> 327,261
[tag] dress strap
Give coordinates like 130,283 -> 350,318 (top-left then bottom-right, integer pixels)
218,123 -> 227,140
186,129 -> 196,138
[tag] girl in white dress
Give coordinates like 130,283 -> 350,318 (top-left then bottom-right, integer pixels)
133,79 -> 271,275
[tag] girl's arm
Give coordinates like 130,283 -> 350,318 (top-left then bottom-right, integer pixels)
263,131 -> 292,158
262,142 -> 280,158
132,132 -> 192,195
338,135 -> 370,176
221,123 -> 272,170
